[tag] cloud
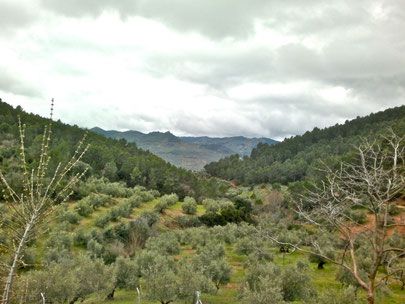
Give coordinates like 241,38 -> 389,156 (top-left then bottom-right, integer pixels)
0,0 -> 38,33
0,0 -> 404,139
0,70 -> 41,97
41,0 -> 273,39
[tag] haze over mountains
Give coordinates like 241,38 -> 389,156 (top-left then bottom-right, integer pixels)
91,127 -> 277,170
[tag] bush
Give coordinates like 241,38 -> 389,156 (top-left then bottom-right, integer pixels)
77,178 -> 133,198
87,239 -> 104,258
109,208 -> 121,221
388,204 -> 400,216
16,255 -> 113,304
176,215 -> 202,228
117,202 -> 133,218
203,199 -> 220,213
281,265 -> 316,301
75,200 -> 94,217
316,286 -> 359,304
140,190 -> 157,202
182,200 -> 197,215
73,230 -> 91,247
160,193 -> 179,206
125,195 -> 143,208
140,211 -> 160,226
95,213 -> 112,227
145,233 -> 180,255
348,209 -> 367,224
59,210 -> 81,224
154,201 -> 168,213
235,238 -> 256,256
87,193 -> 111,208
183,196 -> 196,205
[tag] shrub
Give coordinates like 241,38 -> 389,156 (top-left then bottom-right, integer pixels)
140,211 -> 160,226
388,204 -> 400,216
77,178 -> 133,198
176,215 -> 202,228
16,255 -> 112,304
203,199 -> 220,213
87,239 -> 104,258
348,209 -> 367,224
59,210 -> 81,224
145,233 -> 180,255
73,230 -> 90,247
154,201 -> 168,213
95,213 -> 112,227
160,193 -> 179,206
87,193 -> 111,208
125,195 -> 143,208
235,237 -> 257,256
109,208 -> 121,221
183,196 -> 196,205
117,202 -> 133,218
75,200 -> 94,217
281,265 -> 316,301
182,200 -> 197,215
128,218 -> 152,248
316,286 -> 359,304
140,190 -> 157,202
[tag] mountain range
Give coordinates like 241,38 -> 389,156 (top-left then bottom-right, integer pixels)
91,127 -> 277,170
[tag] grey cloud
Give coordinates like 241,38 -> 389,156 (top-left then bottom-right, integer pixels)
41,0 -> 270,38
0,1 -> 37,32
2,0 -> 405,139
40,0 -> 387,40
0,70 -> 41,97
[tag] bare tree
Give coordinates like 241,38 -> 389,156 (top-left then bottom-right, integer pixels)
0,101 -> 89,304
263,131 -> 404,304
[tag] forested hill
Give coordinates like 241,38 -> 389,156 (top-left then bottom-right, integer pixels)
205,105 -> 405,185
0,99 -> 227,198
91,127 -> 277,170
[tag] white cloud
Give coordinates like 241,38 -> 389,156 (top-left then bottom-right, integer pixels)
0,0 -> 404,139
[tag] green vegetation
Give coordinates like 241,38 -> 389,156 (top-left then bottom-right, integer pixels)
0,99 -> 228,199
205,105 -> 405,186
0,100 -> 404,304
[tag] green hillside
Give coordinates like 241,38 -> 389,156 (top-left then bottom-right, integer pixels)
0,99 -> 228,199
205,105 -> 405,185
0,101 -> 404,304
92,127 -> 277,171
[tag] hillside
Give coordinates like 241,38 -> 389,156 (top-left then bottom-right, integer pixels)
91,127 -> 277,170
205,105 -> 405,185
0,99 -> 227,199
1,101 -> 404,304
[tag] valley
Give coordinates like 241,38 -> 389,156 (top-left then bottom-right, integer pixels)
0,100 -> 404,304
91,127 -> 277,170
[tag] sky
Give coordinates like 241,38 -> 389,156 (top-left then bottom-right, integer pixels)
0,0 -> 404,140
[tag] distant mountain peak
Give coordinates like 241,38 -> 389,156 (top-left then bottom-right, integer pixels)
91,127 -> 277,170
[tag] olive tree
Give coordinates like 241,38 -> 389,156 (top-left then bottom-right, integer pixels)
107,257 -> 139,300
136,251 -> 213,304
264,132 -> 404,304
15,255 -> 112,304
0,102 -> 89,304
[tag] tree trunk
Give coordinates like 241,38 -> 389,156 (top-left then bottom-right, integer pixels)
69,296 -> 80,304
367,292 -> 374,304
317,261 -> 325,269
106,288 -> 115,300
2,215 -> 36,304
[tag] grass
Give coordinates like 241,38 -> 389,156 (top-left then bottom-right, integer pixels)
28,191 -> 405,304
83,243 -> 405,304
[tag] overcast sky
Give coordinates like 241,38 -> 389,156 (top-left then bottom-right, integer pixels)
0,0 -> 404,139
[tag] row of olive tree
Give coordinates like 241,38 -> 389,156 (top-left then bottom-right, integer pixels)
262,131 -> 404,304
